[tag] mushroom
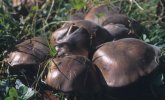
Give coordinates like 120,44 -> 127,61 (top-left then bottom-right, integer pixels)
85,4 -> 120,25
50,23 -> 78,47
92,38 -> 161,99
102,13 -> 144,36
5,36 -> 50,84
103,23 -> 134,39
84,4 -> 145,38
44,55 -> 101,100
93,38 -> 161,87
50,20 -> 113,57
50,26 -> 91,57
102,14 -> 135,27
6,36 -> 49,66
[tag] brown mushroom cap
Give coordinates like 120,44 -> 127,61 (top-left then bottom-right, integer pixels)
84,4 -> 144,37
6,36 -> 49,66
102,14 -> 134,27
85,4 -> 120,25
50,20 -> 111,45
103,23 -> 133,39
50,25 -> 69,46
92,38 -> 161,87
50,20 -> 113,57
102,13 -> 144,36
51,27 -> 91,57
44,55 -> 101,94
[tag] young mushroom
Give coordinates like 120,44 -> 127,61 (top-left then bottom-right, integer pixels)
43,55 -> 101,100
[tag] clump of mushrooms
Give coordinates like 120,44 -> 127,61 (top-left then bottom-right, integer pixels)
4,4 -> 164,100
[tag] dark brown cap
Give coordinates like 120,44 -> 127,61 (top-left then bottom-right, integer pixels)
93,38 -> 161,87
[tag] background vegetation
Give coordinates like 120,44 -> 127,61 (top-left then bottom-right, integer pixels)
0,0 -> 165,99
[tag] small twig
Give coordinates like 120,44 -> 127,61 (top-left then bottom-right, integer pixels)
129,0 -> 133,12
20,70 -> 30,86
60,21 -> 75,23
41,0 -> 50,10
66,24 -> 73,37
129,0 -> 144,10
35,61 -> 49,89
37,21 -> 59,32
45,0 -> 55,23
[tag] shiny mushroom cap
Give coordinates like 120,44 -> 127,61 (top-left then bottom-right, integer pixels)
6,36 -> 49,66
44,55 -> 101,94
92,38 -> 161,87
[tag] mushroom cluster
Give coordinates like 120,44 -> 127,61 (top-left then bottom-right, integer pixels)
5,4 -> 162,100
